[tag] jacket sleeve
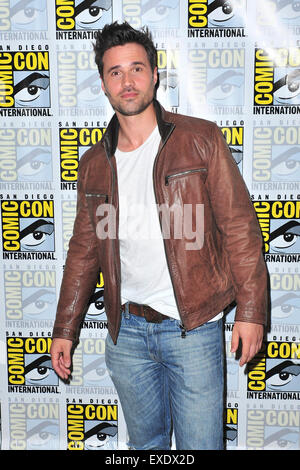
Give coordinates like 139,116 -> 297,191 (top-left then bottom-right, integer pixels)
206,123 -> 269,326
52,160 -> 100,343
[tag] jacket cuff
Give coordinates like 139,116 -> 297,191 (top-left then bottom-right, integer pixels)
52,326 -> 77,343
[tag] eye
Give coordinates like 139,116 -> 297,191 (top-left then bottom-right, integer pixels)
206,70 -> 244,103
76,7 -> 104,25
142,5 -> 172,23
266,370 -> 296,388
18,149 -> 51,178
271,292 -> 300,320
23,290 -> 56,316
21,230 -> 46,247
15,85 -> 43,102
97,433 -> 109,442
266,361 -> 300,390
208,1 -> 235,23
26,365 -> 51,381
11,7 -> 39,25
270,232 -> 298,250
271,148 -> 300,177
274,70 -> 300,102
278,0 -> 300,19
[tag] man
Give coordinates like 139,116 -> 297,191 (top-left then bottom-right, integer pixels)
51,22 -> 268,450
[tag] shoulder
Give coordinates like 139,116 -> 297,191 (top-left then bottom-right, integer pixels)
164,110 -> 219,137
78,138 -> 106,172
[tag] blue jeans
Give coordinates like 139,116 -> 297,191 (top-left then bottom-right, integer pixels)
105,307 -> 224,450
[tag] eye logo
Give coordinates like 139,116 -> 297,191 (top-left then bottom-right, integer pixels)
56,0 -> 112,31
253,200 -> 300,258
0,0 -> 48,32
188,0 -> 246,30
122,0 -> 180,30
14,72 -> 50,107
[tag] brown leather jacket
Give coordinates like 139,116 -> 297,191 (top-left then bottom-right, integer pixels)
52,100 -> 268,345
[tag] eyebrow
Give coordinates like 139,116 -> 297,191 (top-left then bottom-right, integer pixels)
106,61 -> 147,74
269,220 -> 300,242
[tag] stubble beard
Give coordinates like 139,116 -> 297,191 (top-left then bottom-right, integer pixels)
104,79 -> 156,117
113,94 -> 154,116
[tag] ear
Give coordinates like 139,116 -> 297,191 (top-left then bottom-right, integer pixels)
101,78 -> 106,93
153,66 -> 158,85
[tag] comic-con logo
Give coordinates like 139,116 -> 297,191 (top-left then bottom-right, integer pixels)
220,124 -> 243,173
246,408 -> 300,450
57,50 -> 106,113
0,127 -> 52,183
225,406 -> 238,447
187,46 -> 244,115
270,272 -> 300,326
82,272 -> 107,324
1,198 -> 55,259
253,199 -> 300,261
0,0 -> 48,32
56,0 -> 112,35
66,402 -> 118,450
122,0 -> 180,30
156,49 -> 179,110
247,340 -> 300,399
0,49 -> 50,115
254,47 -> 300,113
8,402 -> 59,450
66,336 -> 112,389
4,268 -> 56,323
6,335 -> 59,392
59,126 -> 106,189
252,125 -> 300,184
188,0 -> 246,37
256,0 -> 300,30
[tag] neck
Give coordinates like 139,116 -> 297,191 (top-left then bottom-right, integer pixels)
116,101 -> 157,152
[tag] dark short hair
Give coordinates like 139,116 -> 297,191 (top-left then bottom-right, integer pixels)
93,21 -> 157,78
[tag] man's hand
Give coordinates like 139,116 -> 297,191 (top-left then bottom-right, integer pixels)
231,321 -> 264,367
50,338 -> 73,380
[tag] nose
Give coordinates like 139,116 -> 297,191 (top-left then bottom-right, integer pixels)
122,70 -> 134,88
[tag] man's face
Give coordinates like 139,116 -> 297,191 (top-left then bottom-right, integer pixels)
101,42 -> 157,116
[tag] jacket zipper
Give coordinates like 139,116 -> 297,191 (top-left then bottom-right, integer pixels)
103,142 -> 123,341
152,126 -> 187,338
86,193 -> 108,202
164,167 -> 207,336
165,168 -> 207,186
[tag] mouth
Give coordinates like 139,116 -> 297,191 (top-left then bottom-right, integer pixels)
120,90 -> 138,99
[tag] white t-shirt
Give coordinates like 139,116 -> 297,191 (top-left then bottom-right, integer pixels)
115,125 -> 222,323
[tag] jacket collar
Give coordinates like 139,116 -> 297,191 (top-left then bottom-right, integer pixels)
102,99 -> 175,158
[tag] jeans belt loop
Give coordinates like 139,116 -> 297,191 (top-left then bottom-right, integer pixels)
124,301 -> 130,319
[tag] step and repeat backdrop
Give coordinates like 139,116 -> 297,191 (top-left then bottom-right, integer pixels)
0,0 -> 300,451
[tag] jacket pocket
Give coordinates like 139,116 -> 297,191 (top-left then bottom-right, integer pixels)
165,168 -> 207,186
86,192 -> 109,203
